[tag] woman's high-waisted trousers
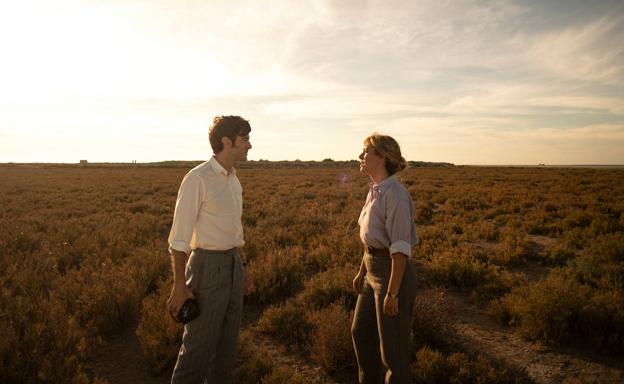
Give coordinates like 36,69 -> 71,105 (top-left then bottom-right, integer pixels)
351,250 -> 417,384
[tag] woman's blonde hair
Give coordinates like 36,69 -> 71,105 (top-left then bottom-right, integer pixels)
364,133 -> 407,175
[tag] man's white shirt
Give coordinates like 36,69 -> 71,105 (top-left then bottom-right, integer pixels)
168,156 -> 244,254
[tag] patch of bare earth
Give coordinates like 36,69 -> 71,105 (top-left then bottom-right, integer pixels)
89,329 -> 168,384
90,307 -> 344,384
448,292 -> 624,384
251,333 -> 344,384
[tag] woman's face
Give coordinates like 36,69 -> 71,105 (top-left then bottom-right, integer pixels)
359,144 -> 385,175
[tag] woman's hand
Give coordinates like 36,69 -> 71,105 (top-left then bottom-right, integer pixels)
383,294 -> 399,316
353,272 -> 365,294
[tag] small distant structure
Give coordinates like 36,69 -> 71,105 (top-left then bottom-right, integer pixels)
538,163 -> 546,167
131,160 -> 138,168
79,160 -> 88,167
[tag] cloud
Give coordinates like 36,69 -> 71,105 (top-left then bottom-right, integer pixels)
509,7 -> 624,85
1,0 -> 623,163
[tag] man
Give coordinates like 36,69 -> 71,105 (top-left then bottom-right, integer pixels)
167,115 -> 252,383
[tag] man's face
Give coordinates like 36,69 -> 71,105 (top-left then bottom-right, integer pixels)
232,134 -> 252,161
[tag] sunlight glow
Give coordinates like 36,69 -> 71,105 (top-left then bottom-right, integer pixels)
1,1 -> 623,164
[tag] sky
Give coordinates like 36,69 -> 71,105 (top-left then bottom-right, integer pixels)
1,0 -> 623,164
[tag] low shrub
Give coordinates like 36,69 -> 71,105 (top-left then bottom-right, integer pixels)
0,294 -> 91,384
260,366 -> 306,384
546,244 -> 576,266
257,300 -> 313,350
411,346 -> 531,384
246,248 -> 306,305
135,279 -> 182,375
412,288 -> 457,350
563,211 -> 593,229
425,250 -> 490,289
308,302 -> 355,373
235,330 -> 307,384
490,270 -> 591,344
424,250 -> 521,299
415,201 -> 434,224
494,232 -> 539,266
578,291 -> 624,353
235,331 -> 274,384
296,265 -> 357,311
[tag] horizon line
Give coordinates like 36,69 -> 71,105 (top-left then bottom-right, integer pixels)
2,161 -> 624,168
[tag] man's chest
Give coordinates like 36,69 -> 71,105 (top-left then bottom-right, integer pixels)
200,178 -> 242,215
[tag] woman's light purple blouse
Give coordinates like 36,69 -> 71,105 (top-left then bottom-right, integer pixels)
358,175 -> 419,257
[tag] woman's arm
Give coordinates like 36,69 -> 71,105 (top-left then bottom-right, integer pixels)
353,254 -> 368,293
383,186 -> 415,316
384,252 -> 406,316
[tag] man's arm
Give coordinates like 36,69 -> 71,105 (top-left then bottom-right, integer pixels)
166,173 -> 202,317
167,250 -> 195,317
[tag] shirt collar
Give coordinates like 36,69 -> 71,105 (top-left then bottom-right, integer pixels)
369,175 -> 395,198
209,156 -> 236,176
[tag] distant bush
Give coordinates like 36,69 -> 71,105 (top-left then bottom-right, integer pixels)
415,201 -> 434,224
494,231 -> 539,266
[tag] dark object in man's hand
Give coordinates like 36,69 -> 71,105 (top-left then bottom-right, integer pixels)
171,298 -> 199,324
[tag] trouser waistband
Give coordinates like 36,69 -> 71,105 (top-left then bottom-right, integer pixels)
193,247 -> 238,256
365,246 -> 390,257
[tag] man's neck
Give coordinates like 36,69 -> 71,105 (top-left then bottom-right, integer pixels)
214,152 -> 235,173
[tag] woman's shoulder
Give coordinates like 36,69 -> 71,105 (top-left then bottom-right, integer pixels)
384,177 -> 412,201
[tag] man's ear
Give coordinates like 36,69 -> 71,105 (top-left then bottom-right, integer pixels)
221,136 -> 232,150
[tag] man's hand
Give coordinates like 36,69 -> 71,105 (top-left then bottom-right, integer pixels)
383,294 -> 399,316
167,282 -> 195,318
353,272 -> 365,294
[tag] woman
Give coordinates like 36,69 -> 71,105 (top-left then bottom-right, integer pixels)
351,134 -> 418,384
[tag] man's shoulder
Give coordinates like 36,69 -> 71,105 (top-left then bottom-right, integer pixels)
187,161 -> 217,178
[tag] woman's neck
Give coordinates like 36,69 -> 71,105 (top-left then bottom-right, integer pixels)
370,168 -> 390,184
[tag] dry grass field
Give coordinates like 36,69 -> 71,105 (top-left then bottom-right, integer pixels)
1,163 -> 623,383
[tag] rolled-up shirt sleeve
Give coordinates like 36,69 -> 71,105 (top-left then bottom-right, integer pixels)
168,173 -> 203,254
385,188 -> 414,258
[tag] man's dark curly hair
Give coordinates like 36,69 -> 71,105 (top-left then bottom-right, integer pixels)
208,116 -> 251,153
